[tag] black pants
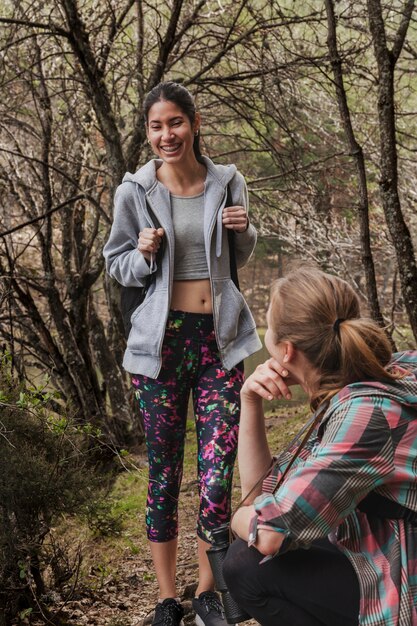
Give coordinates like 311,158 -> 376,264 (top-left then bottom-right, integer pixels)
223,537 -> 360,626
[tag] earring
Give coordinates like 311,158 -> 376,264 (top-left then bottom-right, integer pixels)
194,130 -> 199,136
147,139 -> 151,145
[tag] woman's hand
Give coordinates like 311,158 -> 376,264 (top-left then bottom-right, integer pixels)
138,227 -> 164,262
241,358 -> 292,404
222,205 -> 248,233
231,504 -> 256,540
231,505 -> 284,556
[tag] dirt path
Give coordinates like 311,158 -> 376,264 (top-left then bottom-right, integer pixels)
53,409 -> 307,626
58,488 -> 258,626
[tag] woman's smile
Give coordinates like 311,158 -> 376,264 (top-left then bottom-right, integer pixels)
159,142 -> 182,155
147,100 -> 197,165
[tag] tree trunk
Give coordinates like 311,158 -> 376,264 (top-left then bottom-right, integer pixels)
89,299 -> 144,444
367,0 -> 417,340
325,0 -> 386,332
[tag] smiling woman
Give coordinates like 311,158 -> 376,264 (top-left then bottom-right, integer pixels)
146,101 -> 201,174
103,81 -> 261,626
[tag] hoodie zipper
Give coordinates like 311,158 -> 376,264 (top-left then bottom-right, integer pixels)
145,193 -> 172,378
208,186 -> 228,368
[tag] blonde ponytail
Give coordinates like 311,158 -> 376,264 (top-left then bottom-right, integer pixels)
269,267 -> 398,409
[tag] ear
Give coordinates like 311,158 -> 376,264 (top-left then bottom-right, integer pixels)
194,111 -> 201,133
282,341 -> 296,363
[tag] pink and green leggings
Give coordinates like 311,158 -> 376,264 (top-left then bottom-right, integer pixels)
132,310 -> 244,544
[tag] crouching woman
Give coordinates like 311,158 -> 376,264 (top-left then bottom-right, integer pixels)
223,267 -> 417,626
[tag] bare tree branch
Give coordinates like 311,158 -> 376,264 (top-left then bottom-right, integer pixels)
0,195 -> 86,238
325,0 -> 385,331
0,16 -> 70,38
391,0 -> 415,62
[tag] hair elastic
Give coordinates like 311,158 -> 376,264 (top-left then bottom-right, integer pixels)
333,318 -> 345,337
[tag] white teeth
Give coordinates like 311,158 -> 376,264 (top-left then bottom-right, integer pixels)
161,145 -> 180,153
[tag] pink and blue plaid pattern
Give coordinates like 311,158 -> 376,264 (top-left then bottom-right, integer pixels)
255,351 -> 417,626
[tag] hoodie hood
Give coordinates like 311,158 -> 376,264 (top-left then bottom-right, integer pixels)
122,156 -> 237,193
122,156 -> 239,256
329,351 -> 417,415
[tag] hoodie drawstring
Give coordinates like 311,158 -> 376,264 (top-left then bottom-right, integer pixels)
216,190 -> 228,258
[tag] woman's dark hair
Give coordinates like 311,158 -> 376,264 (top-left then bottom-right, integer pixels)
269,267 -> 399,409
143,81 -> 203,163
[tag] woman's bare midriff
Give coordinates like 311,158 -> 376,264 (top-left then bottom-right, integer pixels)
170,279 -> 213,314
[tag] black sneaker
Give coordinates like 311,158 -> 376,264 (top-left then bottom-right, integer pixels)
152,598 -> 184,626
192,591 -> 227,626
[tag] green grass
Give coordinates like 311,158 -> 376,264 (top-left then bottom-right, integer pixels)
111,472 -> 148,517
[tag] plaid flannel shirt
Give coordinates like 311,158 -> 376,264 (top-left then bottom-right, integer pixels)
255,351 -> 417,626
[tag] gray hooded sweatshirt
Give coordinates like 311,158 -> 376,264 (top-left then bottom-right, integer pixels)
103,156 -> 262,377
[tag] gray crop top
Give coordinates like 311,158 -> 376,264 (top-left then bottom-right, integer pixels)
171,192 -> 209,280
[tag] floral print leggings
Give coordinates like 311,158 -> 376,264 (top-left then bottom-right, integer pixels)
132,310 -> 244,544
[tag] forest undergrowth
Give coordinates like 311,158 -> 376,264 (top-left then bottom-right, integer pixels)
24,402 -> 309,626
